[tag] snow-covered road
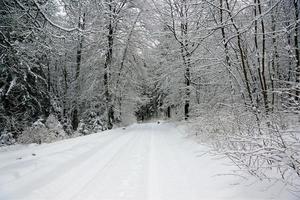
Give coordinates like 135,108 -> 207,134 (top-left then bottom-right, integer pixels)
0,123 -> 297,200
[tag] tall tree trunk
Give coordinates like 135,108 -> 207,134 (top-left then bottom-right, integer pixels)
184,58 -> 191,120
63,54 -> 68,120
293,0 -> 300,101
71,12 -> 85,131
270,1 -> 279,111
182,0 -> 190,120
104,0 -> 115,129
254,0 -> 269,113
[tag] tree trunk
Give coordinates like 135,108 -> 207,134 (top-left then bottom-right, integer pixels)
294,1 -> 300,101
181,0 -> 190,120
71,12 -> 85,131
104,0 -> 115,129
270,2 -> 279,111
167,106 -> 171,118
254,0 -> 269,113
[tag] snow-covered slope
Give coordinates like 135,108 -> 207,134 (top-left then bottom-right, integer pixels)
0,123 -> 297,200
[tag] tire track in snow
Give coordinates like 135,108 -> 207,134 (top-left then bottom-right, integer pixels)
29,131 -> 140,200
0,132 -> 128,199
68,129 -> 151,200
68,131 -> 142,200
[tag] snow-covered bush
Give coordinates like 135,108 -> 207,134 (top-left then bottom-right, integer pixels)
75,111 -> 106,136
18,119 -> 47,144
185,105 -> 240,143
45,114 -> 66,140
18,115 -> 66,144
0,130 -> 16,146
218,113 -> 300,189
192,108 -> 300,189
77,121 -> 89,135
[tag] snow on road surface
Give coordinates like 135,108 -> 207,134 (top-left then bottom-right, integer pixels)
0,123 -> 297,200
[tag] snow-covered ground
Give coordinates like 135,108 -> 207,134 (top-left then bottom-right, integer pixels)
0,123 -> 297,200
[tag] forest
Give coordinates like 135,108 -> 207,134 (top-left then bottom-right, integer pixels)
1,0 -> 300,193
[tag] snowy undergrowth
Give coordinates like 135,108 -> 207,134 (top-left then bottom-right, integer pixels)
177,108 -> 300,193
0,131 -> 16,147
17,115 -> 67,144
